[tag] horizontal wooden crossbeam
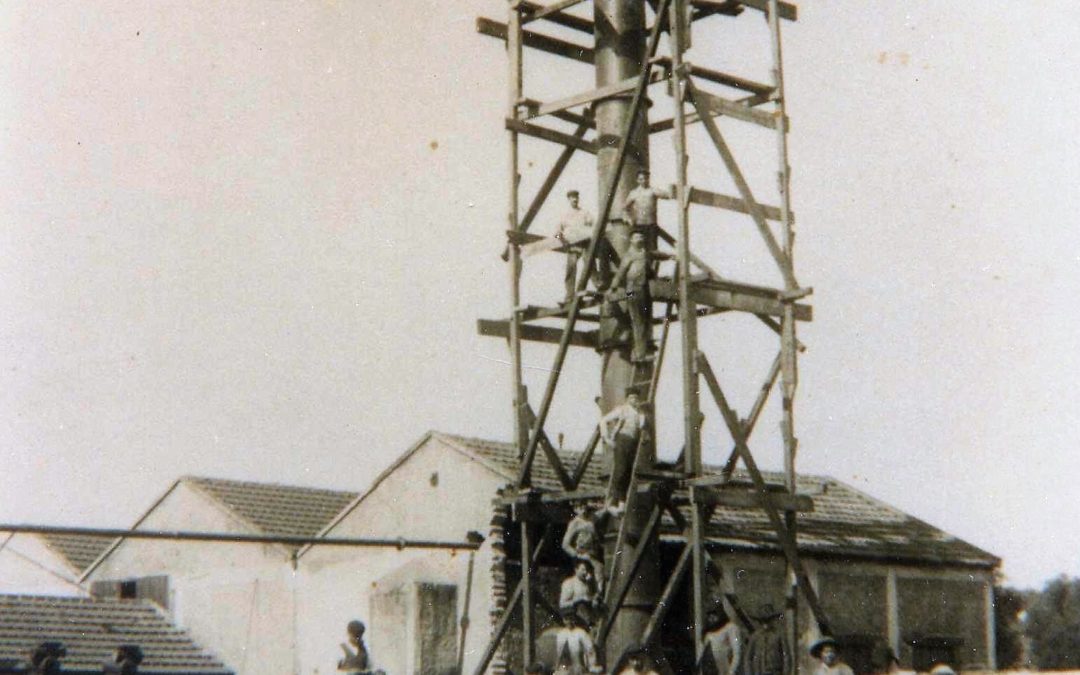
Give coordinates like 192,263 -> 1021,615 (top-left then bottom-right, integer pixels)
520,0 -> 592,31
692,87 -> 783,130
650,279 -> 812,321
476,17 -> 594,64
689,186 -> 788,222
505,119 -> 598,154
478,319 -> 598,348
733,0 -> 797,21
528,71 -> 664,120
691,0 -> 745,21
653,57 -> 773,96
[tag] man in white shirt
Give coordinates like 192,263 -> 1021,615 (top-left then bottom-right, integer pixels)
556,190 -> 596,305
599,392 -> 648,507
622,170 -> 673,251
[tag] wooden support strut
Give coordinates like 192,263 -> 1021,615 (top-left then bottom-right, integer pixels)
520,0 -> 593,31
515,0 -> 672,490
650,279 -> 812,321
641,544 -> 692,646
596,504 -> 665,647
470,526 -> 553,675
688,186 -> 787,222
691,86 -> 783,130
570,426 -> 601,489
687,81 -> 798,289
505,119 -> 598,155
477,319 -> 598,349
696,351 -> 832,634
476,17 -> 594,65
528,71 -> 664,121
523,403 -> 575,490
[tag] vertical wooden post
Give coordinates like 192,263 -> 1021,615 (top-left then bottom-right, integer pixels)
984,577 -> 997,670
521,520 -> 535,667
886,567 -> 901,660
767,0 -> 800,670
507,0 -> 528,466
669,0 -> 705,660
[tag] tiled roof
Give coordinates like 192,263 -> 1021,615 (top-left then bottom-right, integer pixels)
183,476 -> 358,540
38,534 -> 115,574
0,594 -> 231,674
433,432 -> 999,568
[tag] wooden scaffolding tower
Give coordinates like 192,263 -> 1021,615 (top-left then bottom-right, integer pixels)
475,0 -> 830,672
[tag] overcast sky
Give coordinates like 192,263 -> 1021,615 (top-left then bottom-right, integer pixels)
1,1 -> 1077,590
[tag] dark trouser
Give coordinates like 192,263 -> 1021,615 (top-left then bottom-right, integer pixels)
626,282 -> 651,362
608,433 -> 639,503
565,247 -> 582,302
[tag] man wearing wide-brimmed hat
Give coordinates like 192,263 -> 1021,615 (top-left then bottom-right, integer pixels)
809,637 -> 854,675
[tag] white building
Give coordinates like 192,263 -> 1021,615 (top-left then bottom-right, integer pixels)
0,532 -> 111,597
82,476 -> 357,675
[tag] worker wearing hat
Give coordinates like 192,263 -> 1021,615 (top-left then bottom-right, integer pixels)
555,189 -> 595,305
809,637 -> 854,675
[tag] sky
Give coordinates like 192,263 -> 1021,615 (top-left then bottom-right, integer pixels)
0,1 -> 1078,590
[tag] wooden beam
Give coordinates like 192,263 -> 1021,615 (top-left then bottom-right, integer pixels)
477,319 -> 598,349
642,545 -> 693,646
570,427 -> 601,489
689,186 -> 788,222
649,91 -> 769,134
696,352 -> 832,634
530,71 -> 664,120
505,119 -> 597,154
520,0 -> 592,31
523,403 -> 575,491
518,302 -> 602,323
498,487 -> 607,507
689,82 -> 798,288
509,119 -> 591,260
597,505 -> 664,646
688,486 -> 814,512
476,17 -> 594,64
650,279 -> 812,321
737,0 -> 797,21
691,0 -> 745,20
653,57 -> 773,96
692,87 -> 781,130
470,527 -> 552,675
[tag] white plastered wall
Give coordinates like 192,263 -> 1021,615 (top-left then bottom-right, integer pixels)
84,481 -> 298,675
0,534 -> 87,596
296,436 -> 506,675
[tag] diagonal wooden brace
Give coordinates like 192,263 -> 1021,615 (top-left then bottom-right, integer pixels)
696,351 -> 831,634
687,81 -> 798,290
471,526 -> 553,675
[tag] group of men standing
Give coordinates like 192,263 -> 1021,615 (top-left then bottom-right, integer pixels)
551,171 -> 672,364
